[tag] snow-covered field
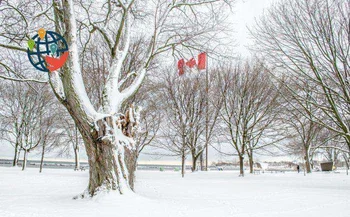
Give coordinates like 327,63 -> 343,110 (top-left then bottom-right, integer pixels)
0,167 -> 349,217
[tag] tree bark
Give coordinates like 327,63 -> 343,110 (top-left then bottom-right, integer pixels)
22,149 -> 27,171
39,143 -> 46,173
16,149 -> 21,166
57,102 -> 133,197
248,151 -> 254,174
71,116 -> 132,197
74,146 -> 80,171
13,143 -> 19,167
191,154 -> 197,172
305,152 -> 312,173
181,151 -> 186,178
124,148 -> 138,191
74,125 -> 80,171
239,155 -> 244,177
200,152 -> 204,171
343,154 -> 349,176
81,137 -> 129,197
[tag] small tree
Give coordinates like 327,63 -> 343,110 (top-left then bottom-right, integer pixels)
279,81 -> 324,173
217,61 -> 280,176
0,81 -> 59,170
158,72 -> 206,176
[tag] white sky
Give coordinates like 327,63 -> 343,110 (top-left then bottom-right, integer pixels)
232,0 -> 277,56
1,0 -> 289,164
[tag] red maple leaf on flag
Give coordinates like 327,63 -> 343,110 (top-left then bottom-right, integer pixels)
197,52 -> 206,70
186,58 -> 196,68
178,59 -> 185,76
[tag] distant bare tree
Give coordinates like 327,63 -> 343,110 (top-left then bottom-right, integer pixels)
315,130 -> 347,167
157,72 -> 207,176
282,106 -> 323,173
251,0 -> 350,152
278,80 -> 326,173
54,116 -> 83,171
217,61 -> 280,176
0,81 -> 61,170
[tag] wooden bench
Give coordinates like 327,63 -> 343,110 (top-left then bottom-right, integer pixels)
253,169 -> 261,174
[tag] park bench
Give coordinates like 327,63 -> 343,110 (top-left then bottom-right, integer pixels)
253,168 -> 261,174
74,166 -> 86,171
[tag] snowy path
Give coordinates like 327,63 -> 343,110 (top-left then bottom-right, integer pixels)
0,167 -> 349,217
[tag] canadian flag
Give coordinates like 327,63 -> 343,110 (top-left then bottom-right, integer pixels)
197,52 -> 206,70
177,52 -> 207,76
178,59 -> 185,76
186,58 -> 196,68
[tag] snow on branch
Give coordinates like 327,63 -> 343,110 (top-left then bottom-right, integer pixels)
102,9 -> 132,113
90,25 -> 113,51
119,68 -> 146,103
94,109 -> 138,149
48,72 -> 66,101
118,71 -> 137,88
60,0 -> 97,120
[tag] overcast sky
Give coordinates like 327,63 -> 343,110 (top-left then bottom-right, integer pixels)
232,0 -> 277,56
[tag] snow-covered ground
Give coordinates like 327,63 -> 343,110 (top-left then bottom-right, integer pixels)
0,167 -> 349,217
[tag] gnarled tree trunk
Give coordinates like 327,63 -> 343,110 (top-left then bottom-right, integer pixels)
73,116 -> 133,198
124,148 -> 138,191
83,138 -> 128,196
